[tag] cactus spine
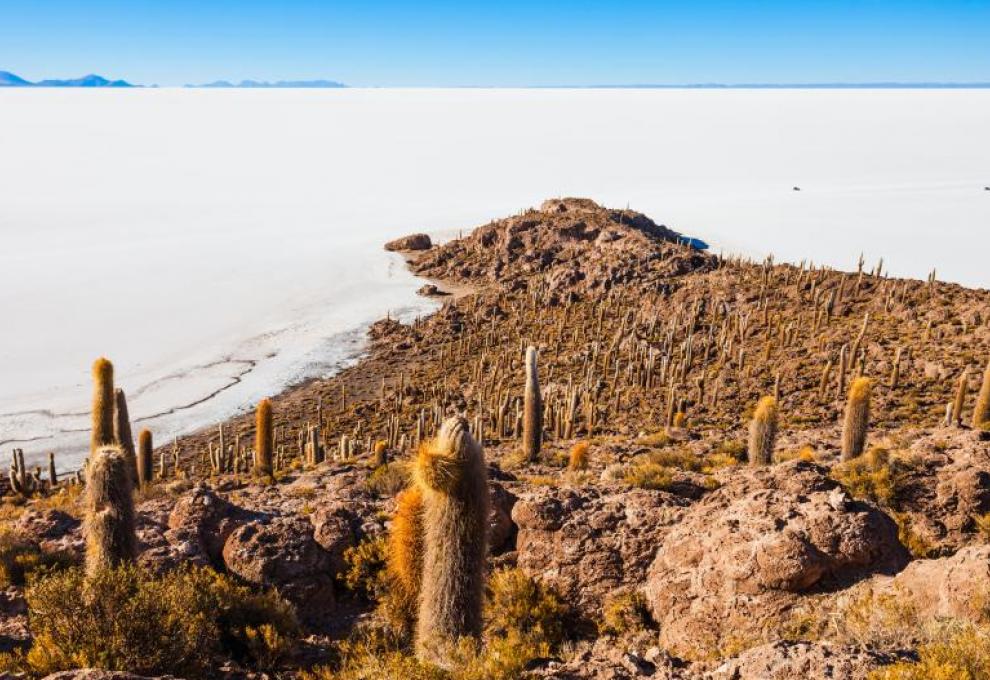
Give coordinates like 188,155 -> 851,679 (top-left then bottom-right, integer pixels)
137,429 -> 153,488
91,358 -> 115,453
387,485 -> 425,631
523,345 -> 543,461
84,445 -> 137,577
748,396 -> 778,466
254,399 -> 274,476
972,358 -> 990,428
414,416 -> 489,665
841,377 -> 872,461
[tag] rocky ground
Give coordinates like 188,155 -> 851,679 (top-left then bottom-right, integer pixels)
2,197 -> 990,679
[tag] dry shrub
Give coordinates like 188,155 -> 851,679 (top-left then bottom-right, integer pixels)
567,441 -> 590,470
343,536 -> 389,601
600,589 -> 653,636
0,529 -> 75,587
15,563 -> 297,678
365,461 -> 411,498
831,447 -> 900,507
623,462 -> 674,490
870,621 -> 990,679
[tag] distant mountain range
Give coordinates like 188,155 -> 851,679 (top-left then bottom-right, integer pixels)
0,71 -> 133,87
185,79 -> 347,88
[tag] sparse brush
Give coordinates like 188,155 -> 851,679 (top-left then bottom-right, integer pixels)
567,441 -> 590,471
973,358 -> 990,428
413,416 -> 489,666
523,346 -> 543,461
254,399 -> 273,476
748,396 -> 778,466
372,440 -> 389,468
137,429 -> 153,488
841,377 -> 872,461
84,445 -> 136,577
113,388 -> 137,474
91,358 -> 116,453
952,368 -> 969,427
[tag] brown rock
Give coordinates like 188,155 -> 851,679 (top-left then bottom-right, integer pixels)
166,483 -> 248,566
41,672 -> 182,680
384,233 -> 432,251
222,516 -> 334,622
513,486 -> 689,615
644,461 -> 908,653
707,641 -> 902,680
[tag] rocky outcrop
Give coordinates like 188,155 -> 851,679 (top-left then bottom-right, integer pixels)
868,544 -> 990,622
384,233 -> 432,251
222,516 -> 334,623
165,484 -> 252,566
40,673 -> 183,680
513,486 -> 689,616
526,633 -> 692,679
644,461 -> 908,653
707,641 -> 902,680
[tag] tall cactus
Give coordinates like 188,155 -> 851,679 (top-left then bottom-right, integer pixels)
84,445 -> 137,577
414,416 -> 489,665
841,377 -> 872,461
972,358 -> 990,428
387,485 -> 425,633
113,388 -> 137,475
952,368 -> 969,427
748,396 -> 778,466
137,429 -> 153,488
254,399 -> 274,476
523,346 -> 543,461
91,358 -> 116,453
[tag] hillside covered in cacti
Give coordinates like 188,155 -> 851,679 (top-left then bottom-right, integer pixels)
2,197 -> 990,679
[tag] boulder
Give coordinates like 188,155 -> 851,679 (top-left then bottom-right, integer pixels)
384,233 -> 432,252
310,503 -> 362,577
513,486 -> 689,615
222,516 -> 334,622
166,484 -> 248,565
41,672 -> 182,680
644,461 -> 908,653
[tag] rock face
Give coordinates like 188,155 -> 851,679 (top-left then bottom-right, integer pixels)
644,461 -> 909,652
384,232 -> 432,251
512,486 -> 689,615
869,544 -> 990,621
166,484 -> 249,566
707,641 -> 901,680
526,634 -> 692,679
222,516 -> 334,623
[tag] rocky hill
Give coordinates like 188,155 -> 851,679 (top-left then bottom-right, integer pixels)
2,198 -> 990,679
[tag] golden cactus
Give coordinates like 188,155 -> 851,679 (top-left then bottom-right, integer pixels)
386,485 -> 424,633
254,399 -> 273,476
952,368 -> 969,427
568,441 -> 590,471
113,388 -> 136,475
841,377 -> 872,461
91,358 -> 115,453
414,416 -> 489,665
137,429 -> 153,488
972,358 -> 990,428
748,396 -> 778,466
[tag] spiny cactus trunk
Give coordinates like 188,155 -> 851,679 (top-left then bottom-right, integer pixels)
952,368 -> 969,427
523,346 -> 542,461
255,399 -> 274,476
972,359 -> 990,428
841,377 -> 872,461
113,388 -> 137,476
84,445 -> 137,577
91,358 -> 116,453
748,396 -> 778,466
414,416 -> 489,666
387,485 -> 424,634
137,429 -> 153,488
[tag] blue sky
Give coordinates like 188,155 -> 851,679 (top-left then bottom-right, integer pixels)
1,0 -> 989,86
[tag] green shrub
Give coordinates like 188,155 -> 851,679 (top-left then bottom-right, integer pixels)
343,536 -> 389,600
485,568 -> 568,650
17,563 -> 298,678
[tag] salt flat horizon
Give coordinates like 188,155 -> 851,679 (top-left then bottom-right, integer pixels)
1,88 -> 988,470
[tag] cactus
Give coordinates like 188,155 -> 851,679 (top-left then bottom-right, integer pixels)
748,396 -> 778,466
972,358 -> 990,428
372,440 -> 389,468
951,369 -> 969,427
523,346 -> 543,461
841,377 -> 872,461
84,445 -> 137,577
9,449 -> 35,496
254,399 -> 274,476
414,416 -> 489,665
113,388 -> 137,475
48,452 -> 57,489
91,358 -> 116,452
137,429 -> 153,488
387,485 -> 424,632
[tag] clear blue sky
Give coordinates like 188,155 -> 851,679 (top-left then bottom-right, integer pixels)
1,0 -> 989,86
